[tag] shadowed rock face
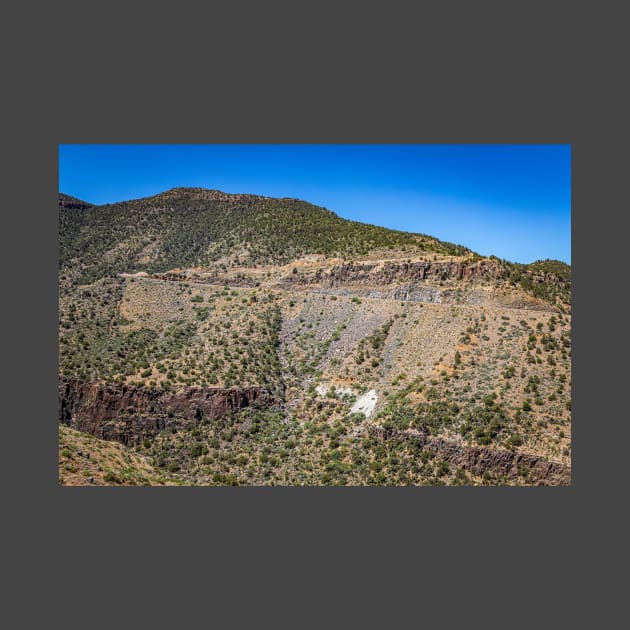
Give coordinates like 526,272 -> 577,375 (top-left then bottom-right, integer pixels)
59,377 -> 280,446
368,425 -> 570,486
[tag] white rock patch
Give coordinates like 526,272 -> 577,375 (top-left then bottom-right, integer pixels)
315,384 -> 377,417
350,390 -> 378,418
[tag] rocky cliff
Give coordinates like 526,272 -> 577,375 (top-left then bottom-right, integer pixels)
59,377 -> 280,446
368,424 -> 570,485
277,259 -> 555,310
287,259 -> 506,287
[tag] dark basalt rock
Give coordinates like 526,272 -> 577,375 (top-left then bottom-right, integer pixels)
59,376 -> 280,446
368,425 -> 570,486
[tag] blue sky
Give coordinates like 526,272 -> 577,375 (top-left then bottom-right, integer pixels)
59,144 -> 571,264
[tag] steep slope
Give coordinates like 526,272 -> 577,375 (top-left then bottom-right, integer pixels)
58,187 -> 571,485
58,188 -> 469,284
59,424 -> 178,486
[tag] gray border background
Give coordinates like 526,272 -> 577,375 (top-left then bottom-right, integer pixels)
4,2 -> 626,628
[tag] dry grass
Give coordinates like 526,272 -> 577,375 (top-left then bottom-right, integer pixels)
58,424 -> 178,486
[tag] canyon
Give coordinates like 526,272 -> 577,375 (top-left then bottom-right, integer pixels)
58,188 -> 571,486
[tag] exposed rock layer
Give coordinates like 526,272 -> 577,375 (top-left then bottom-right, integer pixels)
58,378 -> 570,484
368,425 -> 570,486
153,259 -> 556,310
284,259 -> 506,287
59,377 -> 279,446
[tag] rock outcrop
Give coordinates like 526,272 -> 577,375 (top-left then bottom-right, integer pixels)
279,259 -> 505,288
150,258 -> 555,310
59,377 -> 280,446
368,424 -> 570,485
273,260 -> 554,310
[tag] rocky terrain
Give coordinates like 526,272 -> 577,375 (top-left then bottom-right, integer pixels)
58,188 -> 571,485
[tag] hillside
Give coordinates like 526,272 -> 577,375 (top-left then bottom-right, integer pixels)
58,188 -> 470,284
58,193 -> 94,210
59,424 -> 178,486
58,188 -> 571,486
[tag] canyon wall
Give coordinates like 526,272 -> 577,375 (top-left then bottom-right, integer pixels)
59,377 -> 279,446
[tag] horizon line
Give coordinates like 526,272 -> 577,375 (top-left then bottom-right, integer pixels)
58,186 -> 571,266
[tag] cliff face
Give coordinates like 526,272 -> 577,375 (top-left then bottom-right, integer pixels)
59,377 -> 279,445
276,259 -> 554,310
280,259 -> 503,287
152,259 -> 554,309
368,425 -> 570,486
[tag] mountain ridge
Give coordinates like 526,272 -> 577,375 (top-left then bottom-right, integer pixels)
58,188 -> 571,267
58,188 -> 569,281
58,188 -> 474,285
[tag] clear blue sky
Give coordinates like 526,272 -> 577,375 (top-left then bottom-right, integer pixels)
59,144 -> 571,264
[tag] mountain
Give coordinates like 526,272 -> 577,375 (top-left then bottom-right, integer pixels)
58,188 -> 571,486
58,188 -> 470,284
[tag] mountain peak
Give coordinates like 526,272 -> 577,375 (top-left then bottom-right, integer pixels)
152,187 -> 296,204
